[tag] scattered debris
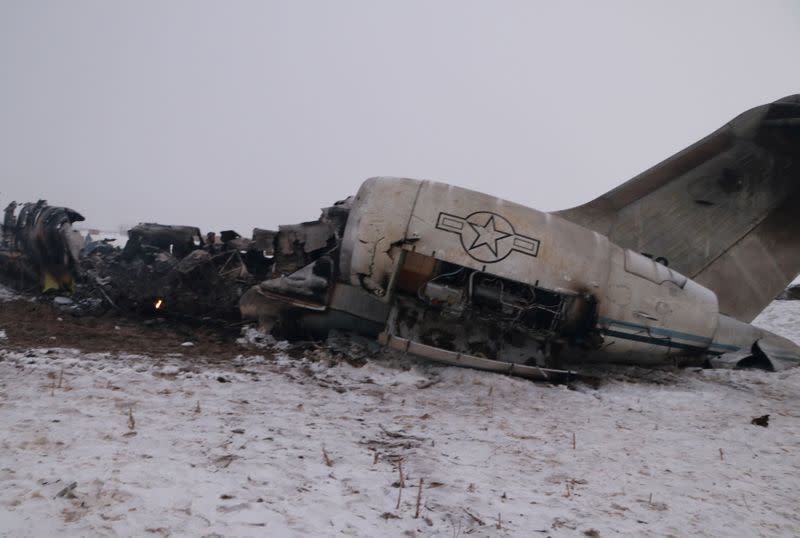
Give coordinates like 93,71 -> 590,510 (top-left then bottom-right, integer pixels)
751,415 -> 770,427
776,285 -> 800,301
54,482 -> 77,499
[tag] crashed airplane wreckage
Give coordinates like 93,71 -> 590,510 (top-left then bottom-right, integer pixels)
1,200 -> 85,291
2,94 -> 800,382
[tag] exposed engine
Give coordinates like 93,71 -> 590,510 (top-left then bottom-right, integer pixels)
386,252 -> 598,367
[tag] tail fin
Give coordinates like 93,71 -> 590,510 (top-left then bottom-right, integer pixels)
556,95 -> 800,322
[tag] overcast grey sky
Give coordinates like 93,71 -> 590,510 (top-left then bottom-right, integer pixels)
1,1 -> 798,233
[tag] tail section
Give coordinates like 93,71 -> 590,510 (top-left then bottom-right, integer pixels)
557,95 -> 800,322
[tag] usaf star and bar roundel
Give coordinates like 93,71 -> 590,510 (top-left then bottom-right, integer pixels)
435,211 -> 540,263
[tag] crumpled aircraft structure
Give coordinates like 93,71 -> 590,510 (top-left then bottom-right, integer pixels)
240,95 -> 800,380
1,95 -> 798,381
1,200 -> 84,291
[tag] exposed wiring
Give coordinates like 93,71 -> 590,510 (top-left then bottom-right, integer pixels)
417,266 -> 464,302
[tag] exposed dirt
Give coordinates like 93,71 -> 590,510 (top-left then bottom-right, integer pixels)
0,298 -> 243,359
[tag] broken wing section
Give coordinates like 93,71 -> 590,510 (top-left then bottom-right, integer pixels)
556,95 -> 800,322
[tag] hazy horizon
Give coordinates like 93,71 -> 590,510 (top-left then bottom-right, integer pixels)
1,1 -> 798,234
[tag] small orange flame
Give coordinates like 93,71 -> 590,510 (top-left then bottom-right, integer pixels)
154,298 -> 164,310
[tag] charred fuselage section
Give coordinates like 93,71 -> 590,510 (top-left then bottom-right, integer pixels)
243,176 -> 800,378
1,200 -> 84,291
0,197 -> 352,326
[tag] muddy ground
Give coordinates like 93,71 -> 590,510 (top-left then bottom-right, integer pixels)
0,299 -> 243,359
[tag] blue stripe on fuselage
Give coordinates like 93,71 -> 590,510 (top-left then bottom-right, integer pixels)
599,317 -> 741,354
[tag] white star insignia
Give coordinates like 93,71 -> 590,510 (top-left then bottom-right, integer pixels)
468,216 -> 511,256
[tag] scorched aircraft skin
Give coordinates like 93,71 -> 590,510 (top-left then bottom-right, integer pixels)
241,95 -> 800,379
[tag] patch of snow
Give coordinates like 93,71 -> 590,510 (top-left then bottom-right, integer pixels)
157,365 -> 181,377
0,360 -> 796,536
0,301 -> 798,536
0,284 -> 17,302
753,300 -> 800,345
0,329 -> 6,340
236,326 -> 290,351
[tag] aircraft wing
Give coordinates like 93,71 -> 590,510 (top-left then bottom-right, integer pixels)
556,94 -> 800,322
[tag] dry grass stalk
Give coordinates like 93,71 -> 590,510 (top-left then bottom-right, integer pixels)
322,446 -> 333,467
414,478 -> 424,518
194,401 -> 201,414
572,432 -> 576,450
395,461 -> 405,510
463,508 -> 484,526
127,407 -> 135,430
496,513 -> 502,530
56,368 -> 64,389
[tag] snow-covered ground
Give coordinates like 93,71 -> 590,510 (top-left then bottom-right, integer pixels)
0,285 -> 16,302
0,297 -> 799,537
753,300 -> 800,346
